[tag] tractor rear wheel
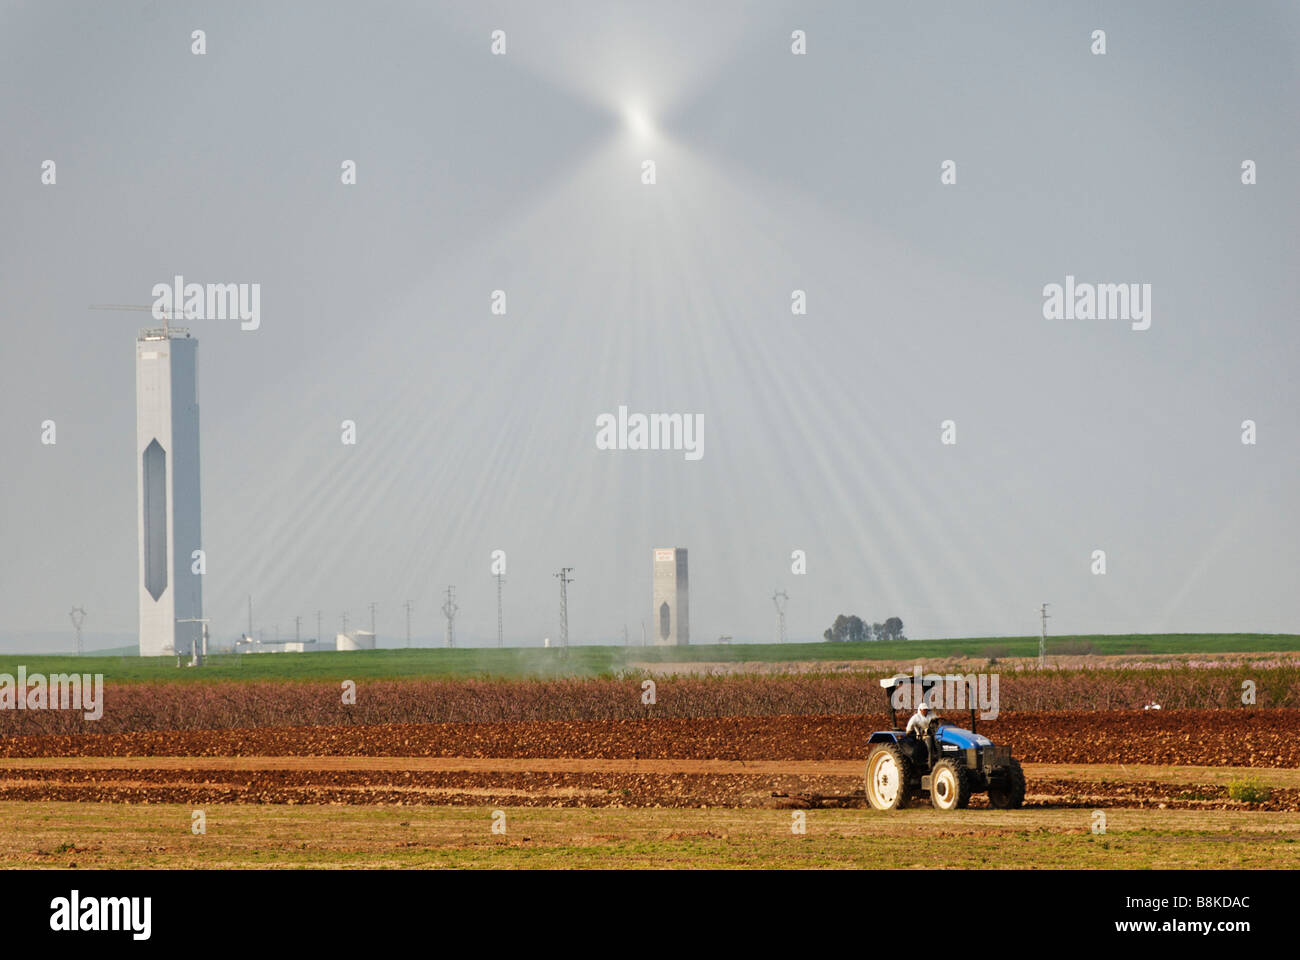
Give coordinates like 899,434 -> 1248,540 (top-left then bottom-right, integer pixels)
930,758 -> 971,811
988,758 -> 1026,809
865,743 -> 913,810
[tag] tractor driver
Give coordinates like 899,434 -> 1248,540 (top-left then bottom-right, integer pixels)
906,700 -> 934,736
906,700 -> 938,764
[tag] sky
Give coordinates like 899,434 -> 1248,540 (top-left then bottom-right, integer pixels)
1,1 -> 1297,651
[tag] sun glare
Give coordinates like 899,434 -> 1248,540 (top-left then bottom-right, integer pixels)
622,102 -> 655,140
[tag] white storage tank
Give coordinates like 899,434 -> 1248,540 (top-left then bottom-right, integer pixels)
336,630 -> 376,651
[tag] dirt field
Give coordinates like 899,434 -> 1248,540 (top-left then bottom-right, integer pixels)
4,710 -> 1297,765
4,709 -> 1294,867
0,757 -> 1296,810
4,801 -> 1297,869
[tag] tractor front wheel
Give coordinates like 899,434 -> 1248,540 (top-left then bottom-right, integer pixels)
865,744 -> 913,810
988,758 -> 1026,809
930,758 -> 971,811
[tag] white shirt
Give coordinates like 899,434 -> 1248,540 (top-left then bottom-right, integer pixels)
906,710 -> 933,737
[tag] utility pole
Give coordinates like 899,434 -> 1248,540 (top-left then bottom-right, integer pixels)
640,620 -> 646,647
69,606 -> 87,657
316,610 -> 322,646
495,571 -> 505,648
342,611 -> 349,636
177,618 -> 209,667
295,615 -> 301,644
441,586 -> 458,648
247,595 -> 253,641
1039,603 -> 1050,668
772,589 -> 789,644
554,568 -> 574,651
404,600 -> 412,648
369,601 -> 377,642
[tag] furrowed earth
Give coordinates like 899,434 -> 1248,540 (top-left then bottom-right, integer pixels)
3,710 -> 1297,765
1,758 -> 1299,812
3,680 -> 1297,867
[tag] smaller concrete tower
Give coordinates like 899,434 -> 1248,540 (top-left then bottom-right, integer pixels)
652,547 -> 689,646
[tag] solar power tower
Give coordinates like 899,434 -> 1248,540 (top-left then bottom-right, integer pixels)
136,323 -> 203,658
652,548 -> 689,645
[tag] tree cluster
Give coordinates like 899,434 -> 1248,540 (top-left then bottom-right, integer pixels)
822,615 -> 905,643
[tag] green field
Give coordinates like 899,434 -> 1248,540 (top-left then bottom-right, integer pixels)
0,633 -> 1296,683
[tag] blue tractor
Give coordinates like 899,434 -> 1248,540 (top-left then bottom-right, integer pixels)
864,673 -> 1025,811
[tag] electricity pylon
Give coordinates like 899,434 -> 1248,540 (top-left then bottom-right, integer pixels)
442,586 -> 458,648
772,590 -> 789,644
69,606 -> 87,656
554,568 -> 574,651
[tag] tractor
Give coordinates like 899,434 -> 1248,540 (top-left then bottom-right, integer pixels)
864,673 -> 1025,811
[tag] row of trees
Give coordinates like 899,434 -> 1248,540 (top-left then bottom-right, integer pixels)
822,615 -> 905,643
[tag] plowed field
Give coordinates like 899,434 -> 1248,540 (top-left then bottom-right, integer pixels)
1,759 -> 1297,810
0,710 -> 1294,810
3,710 -> 1295,766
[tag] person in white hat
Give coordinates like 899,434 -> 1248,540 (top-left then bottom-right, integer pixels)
906,699 -> 934,738
906,698 -> 941,767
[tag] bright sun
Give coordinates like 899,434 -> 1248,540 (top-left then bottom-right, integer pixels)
622,103 -> 654,140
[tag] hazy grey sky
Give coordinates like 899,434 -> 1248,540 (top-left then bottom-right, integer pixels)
2,1 -> 1297,650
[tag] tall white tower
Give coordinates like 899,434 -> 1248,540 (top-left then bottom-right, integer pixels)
136,325 -> 203,657
652,548 -> 689,645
